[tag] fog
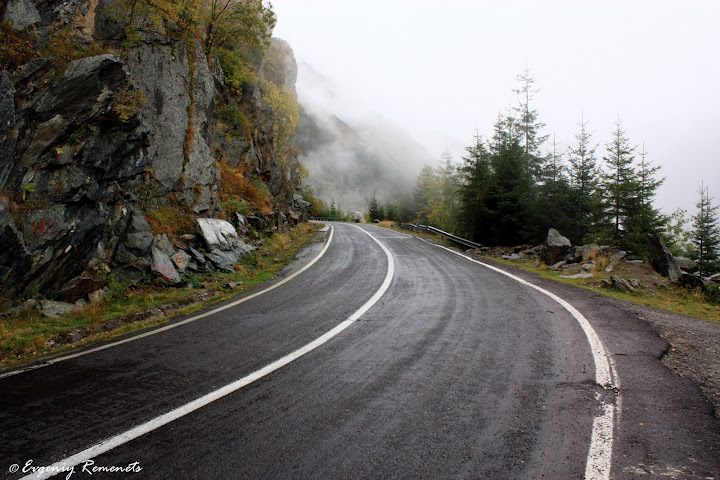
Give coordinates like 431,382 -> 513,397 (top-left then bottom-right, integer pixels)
296,63 -> 434,214
274,0 -> 720,217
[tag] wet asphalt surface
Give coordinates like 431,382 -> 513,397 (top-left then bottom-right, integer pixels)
1,223 -> 719,479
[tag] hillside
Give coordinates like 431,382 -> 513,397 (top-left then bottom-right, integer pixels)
0,0 -> 309,305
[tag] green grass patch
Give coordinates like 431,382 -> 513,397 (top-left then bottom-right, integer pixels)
0,223 -> 322,371
484,256 -> 720,323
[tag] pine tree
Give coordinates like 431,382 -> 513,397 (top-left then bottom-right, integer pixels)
368,196 -> 381,221
487,117 -> 537,245
512,65 -> 549,181
535,134 -> 573,241
691,183 -> 720,276
601,117 -> 638,245
625,142 -> 666,252
490,111 -> 521,152
544,133 -> 565,187
567,115 -> 602,242
458,132 -> 493,242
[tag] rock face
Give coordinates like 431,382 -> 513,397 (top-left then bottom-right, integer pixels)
540,228 -> 572,265
0,9 -> 309,307
646,234 -> 682,282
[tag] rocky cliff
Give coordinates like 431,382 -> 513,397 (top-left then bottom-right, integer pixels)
0,0 -> 310,304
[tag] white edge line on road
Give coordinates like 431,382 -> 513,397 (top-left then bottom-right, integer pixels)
426,241 -> 620,480
0,226 -> 337,381
23,224 -> 395,480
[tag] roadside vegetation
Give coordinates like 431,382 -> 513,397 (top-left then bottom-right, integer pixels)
0,223 -> 321,371
489,256 -> 720,323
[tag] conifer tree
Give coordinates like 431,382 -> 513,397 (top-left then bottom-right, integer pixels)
567,116 -> 602,242
512,65 -> 549,181
601,117 -> 638,245
458,132 -> 493,242
535,134 -> 573,240
368,196 -> 381,221
625,142 -> 666,252
487,116 -> 537,245
691,183 -> 720,276
544,133 -> 565,187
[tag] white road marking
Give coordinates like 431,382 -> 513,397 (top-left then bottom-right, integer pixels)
0,227 -> 336,380
22,225 -> 395,480
427,242 -> 620,480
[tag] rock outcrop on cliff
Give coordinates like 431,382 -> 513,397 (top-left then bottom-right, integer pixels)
0,0 -> 310,305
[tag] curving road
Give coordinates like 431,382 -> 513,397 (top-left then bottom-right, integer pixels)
1,223 -> 719,479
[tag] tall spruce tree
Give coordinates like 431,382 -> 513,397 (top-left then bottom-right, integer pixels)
625,142 -> 666,252
535,134 -> 573,240
512,65 -> 549,181
368,196 -> 382,221
601,118 -> 638,245
458,132 -> 493,242
691,183 -> 720,276
544,133 -> 565,186
487,114 -> 537,245
567,115 -> 602,242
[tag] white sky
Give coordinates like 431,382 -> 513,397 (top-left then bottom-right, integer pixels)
272,0 -> 720,216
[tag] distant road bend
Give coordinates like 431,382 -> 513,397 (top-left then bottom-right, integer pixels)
1,223 -> 719,479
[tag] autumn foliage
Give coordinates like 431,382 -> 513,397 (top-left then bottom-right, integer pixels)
218,159 -> 272,215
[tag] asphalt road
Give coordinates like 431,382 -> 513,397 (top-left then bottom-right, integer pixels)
1,223 -> 719,479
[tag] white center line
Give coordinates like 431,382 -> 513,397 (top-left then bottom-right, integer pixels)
23,224 -> 395,480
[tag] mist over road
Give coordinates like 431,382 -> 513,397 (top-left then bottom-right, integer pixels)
1,224 -> 718,479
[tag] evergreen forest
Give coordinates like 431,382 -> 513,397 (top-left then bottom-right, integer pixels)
367,68 -> 719,274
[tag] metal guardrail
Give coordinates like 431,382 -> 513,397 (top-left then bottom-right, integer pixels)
400,223 -> 484,250
310,217 -> 353,222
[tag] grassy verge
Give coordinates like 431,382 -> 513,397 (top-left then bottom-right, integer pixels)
483,257 -> 719,323
0,223 -> 322,371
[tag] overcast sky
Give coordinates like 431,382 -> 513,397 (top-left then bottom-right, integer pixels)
272,0 -> 720,216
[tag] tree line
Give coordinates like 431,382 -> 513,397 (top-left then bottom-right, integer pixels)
106,0 -> 275,55
370,68 -> 719,275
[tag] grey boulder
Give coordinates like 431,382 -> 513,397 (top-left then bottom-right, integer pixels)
540,228 -> 571,265
151,247 -> 181,285
197,218 -> 254,272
